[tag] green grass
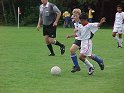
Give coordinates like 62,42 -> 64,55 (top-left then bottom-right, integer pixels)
0,26 -> 124,93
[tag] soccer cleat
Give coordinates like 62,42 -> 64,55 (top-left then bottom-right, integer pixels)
88,67 -> 94,75
118,46 -> 122,48
71,66 -> 81,73
117,42 -> 122,48
60,44 -> 65,55
49,53 -> 55,56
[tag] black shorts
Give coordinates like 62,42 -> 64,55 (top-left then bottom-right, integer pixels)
73,39 -> 81,47
43,23 -> 56,38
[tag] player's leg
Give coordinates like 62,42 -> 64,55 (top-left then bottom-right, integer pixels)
45,36 -> 55,56
112,32 -> 118,41
112,28 -> 120,47
43,25 -> 55,56
54,40 -> 65,55
79,40 -> 94,75
118,33 -> 123,48
89,54 -> 104,70
79,54 -> 94,75
70,44 -> 80,73
49,25 -> 65,55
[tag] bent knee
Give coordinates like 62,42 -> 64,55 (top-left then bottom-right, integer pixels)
79,54 -> 85,61
112,33 -> 116,37
70,48 -> 76,54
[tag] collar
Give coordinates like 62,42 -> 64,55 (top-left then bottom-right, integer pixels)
117,11 -> 122,13
41,2 -> 49,8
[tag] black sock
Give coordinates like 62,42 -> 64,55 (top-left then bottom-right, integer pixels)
54,40 -> 63,47
47,44 -> 54,54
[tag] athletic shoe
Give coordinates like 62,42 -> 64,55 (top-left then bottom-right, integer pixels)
49,53 -> 55,56
118,46 -> 122,48
71,66 -> 81,73
117,42 -> 122,48
88,67 -> 94,75
60,44 -> 65,55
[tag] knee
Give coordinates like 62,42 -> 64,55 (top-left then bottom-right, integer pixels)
70,48 -> 75,54
112,33 -> 116,37
79,54 -> 85,61
45,40 -> 50,44
49,38 -> 55,44
119,34 -> 122,38
79,55 -> 82,60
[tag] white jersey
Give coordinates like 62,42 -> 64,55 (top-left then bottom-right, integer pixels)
79,23 -> 99,40
74,22 -> 82,40
114,12 -> 124,28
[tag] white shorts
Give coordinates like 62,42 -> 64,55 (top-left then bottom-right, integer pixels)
80,39 -> 92,56
113,27 -> 123,34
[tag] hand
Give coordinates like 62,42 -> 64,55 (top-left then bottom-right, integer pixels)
37,25 -> 40,32
74,28 -> 78,32
53,21 -> 58,27
100,17 -> 106,23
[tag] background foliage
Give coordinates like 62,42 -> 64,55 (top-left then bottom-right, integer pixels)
0,0 -> 124,26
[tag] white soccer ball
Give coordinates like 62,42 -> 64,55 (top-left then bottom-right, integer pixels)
51,66 -> 61,75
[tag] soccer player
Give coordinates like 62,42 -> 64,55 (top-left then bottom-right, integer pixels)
88,6 -> 95,23
66,8 -> 82,73
37,0 -> 65,56
112,5 -> 124,48
63,11 -> 71,28
67,10 -> 104,74
78,13 -> 105,75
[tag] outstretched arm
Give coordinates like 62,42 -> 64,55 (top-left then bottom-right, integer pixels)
97,17 -> 106,27
66,29 -> 78,39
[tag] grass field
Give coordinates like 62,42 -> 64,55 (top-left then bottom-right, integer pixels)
0,26 -> 124,93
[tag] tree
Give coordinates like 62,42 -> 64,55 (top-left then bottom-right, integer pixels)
1,0 -> 7,23
12,0 -> 17,23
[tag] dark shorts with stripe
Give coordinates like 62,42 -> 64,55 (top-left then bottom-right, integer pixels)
73,39 -> 81,47
43,23 -> 57,38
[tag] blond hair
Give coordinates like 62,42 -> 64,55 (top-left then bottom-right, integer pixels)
72,8 -> 81,15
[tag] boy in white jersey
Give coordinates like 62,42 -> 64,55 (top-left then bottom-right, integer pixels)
67,10 -> 105,74
113,5 -> 124,48
66,8 -> 82,73
78,13 -> 105,75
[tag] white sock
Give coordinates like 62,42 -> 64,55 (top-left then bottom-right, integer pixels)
118,38 -> 122,46
84,59 -> 93,68
113,36 -> 119,42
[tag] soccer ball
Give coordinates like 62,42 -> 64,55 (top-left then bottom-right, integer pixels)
51,66 -> 61,75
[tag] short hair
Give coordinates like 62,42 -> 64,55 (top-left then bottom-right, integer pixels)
72,8 -> 81,15
117,4 -> 123,9
79,12 -> 88,20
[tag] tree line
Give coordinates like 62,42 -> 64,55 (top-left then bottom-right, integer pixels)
0,0 -> 124,26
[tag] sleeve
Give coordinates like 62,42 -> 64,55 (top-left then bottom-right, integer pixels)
89,23 -> 99,34
39,5 -> 43,17
53,5 -> 61,14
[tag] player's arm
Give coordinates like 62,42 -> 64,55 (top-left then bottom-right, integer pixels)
53,5 -> 61,26
97,17 -> 106,27
66,29 -> 77,39
37,5 -> 43,31
37,17 -> 42,31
